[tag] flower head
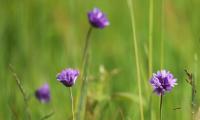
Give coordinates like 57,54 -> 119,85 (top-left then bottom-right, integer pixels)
57,68 -> 79,87
150,70 -> 177,95
35,83 -> 50,103
88,8 -> 109,29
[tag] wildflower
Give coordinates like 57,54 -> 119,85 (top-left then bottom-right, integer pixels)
150,70 -> 177,95
57,68 -> 79,87
35,83 -> 50,103
88,8 -> 109,29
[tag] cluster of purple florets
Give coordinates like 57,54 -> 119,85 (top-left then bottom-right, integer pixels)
150,70 -> 177,95
88,8 -> 109,29
35,83 -> 50,103
56,68 -> 79,87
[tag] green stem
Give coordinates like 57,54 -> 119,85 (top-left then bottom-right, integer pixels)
77,27 -> 93,120
149,0 -> 154,78
127,0 -> 144,120
160,95 -> 163,120
160,0 -> 165,69
69,88 -> 75,120
82,27 -> 93,63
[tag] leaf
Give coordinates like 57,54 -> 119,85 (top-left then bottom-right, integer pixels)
40,111 -> 54,120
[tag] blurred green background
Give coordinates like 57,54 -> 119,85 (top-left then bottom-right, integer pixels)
0,0 -> 200,120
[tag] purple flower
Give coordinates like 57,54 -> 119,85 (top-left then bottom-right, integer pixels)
88,8 -> 109,29
57,68 -> 79,87
35,83 -> 50,103
150,70 -> 177,95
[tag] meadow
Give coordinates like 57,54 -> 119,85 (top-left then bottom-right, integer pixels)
0,0 -> 200,120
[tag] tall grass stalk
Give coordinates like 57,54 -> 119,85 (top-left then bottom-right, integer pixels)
147,92 -> 153,120
192,54 -> 198,119
8,64 -> 31,120
184,68 -> 196,119
76,27 -> 93,120
194,53 -> 198,97
149,0 -> 154,78
127,0 -> 144,120
191,77 -> 196,120
160,0 -> 165,69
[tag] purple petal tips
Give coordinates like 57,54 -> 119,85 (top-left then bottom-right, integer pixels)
88,8 -> 110,29
35,83 -> 50,103
150,70 -> 177,95
57,68 -> 80,87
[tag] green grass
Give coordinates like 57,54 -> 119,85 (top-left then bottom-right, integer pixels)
0,0 -> 200,120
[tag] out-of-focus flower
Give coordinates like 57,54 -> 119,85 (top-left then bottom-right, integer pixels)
88,8 -> 109,29
35,83 -> 50,103
150,70 -> 177,95
57,68 -> 79,87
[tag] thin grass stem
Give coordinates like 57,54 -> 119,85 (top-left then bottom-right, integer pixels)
148,92 -> 153,120
126,0 -> 144,120
160,0 -> 165,69
8,64 -> 31,120
149,0 -> 154,78
192,53 -> 198,119
192,54 -> 197,119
